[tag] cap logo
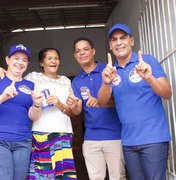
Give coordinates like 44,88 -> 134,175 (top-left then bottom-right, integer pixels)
16,44 -> 27,50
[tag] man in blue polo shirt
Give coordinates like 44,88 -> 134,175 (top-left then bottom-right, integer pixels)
66,37 -> 126,180
98,24 -> 172,180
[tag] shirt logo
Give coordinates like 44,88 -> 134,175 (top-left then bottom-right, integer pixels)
129,68 -> 142,83
112,74 -> 121,86
18,85 -> 32,94
80,86 -> 90,100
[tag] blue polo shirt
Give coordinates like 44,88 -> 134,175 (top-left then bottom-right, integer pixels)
112,52 -> 171,146
72,62 -> 122,140
0,76 -> 34,141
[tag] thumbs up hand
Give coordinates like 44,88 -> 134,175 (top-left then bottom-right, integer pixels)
135,51 -> 152,80
102,53 -> 117,85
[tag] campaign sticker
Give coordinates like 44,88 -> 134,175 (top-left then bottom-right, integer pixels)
80,86 -> 90,100
111,74 -> 121,86
129,68 -> 142,83
19,85 -> 32,94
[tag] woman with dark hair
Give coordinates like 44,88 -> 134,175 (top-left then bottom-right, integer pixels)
25,48 -> 77,179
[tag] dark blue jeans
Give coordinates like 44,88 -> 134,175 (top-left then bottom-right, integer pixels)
123,142 -> 169,180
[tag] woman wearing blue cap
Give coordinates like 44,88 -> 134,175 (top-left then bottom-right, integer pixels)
0,44 -> 43,180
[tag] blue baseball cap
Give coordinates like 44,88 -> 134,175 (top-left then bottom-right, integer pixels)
8,44 -> 32,59
108,23 -> 132,38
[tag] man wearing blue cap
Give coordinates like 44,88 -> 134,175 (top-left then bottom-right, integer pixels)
98,23 -> 172,180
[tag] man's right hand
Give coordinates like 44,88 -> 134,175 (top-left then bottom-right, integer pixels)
0,67 -> 7,79
102,53 -> 117,85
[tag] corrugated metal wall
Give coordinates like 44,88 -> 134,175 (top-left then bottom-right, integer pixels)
138,0 -> 176,176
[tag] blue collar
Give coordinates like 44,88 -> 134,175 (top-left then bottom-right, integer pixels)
114,52 -> 138,68
81,62 -> 101,78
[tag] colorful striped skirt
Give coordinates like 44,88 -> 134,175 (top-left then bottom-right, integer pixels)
26,132 -> 77,180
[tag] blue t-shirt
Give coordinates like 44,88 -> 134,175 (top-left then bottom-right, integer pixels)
72,62 -> 122,140
112,52 -> 171,146
0,76 -> 34,141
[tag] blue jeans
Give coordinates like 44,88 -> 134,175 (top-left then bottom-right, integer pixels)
0,139 -> 32,180
123,142 -> 169,180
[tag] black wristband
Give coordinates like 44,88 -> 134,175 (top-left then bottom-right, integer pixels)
33,104 -> 42,108
102,82 -> 111,86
